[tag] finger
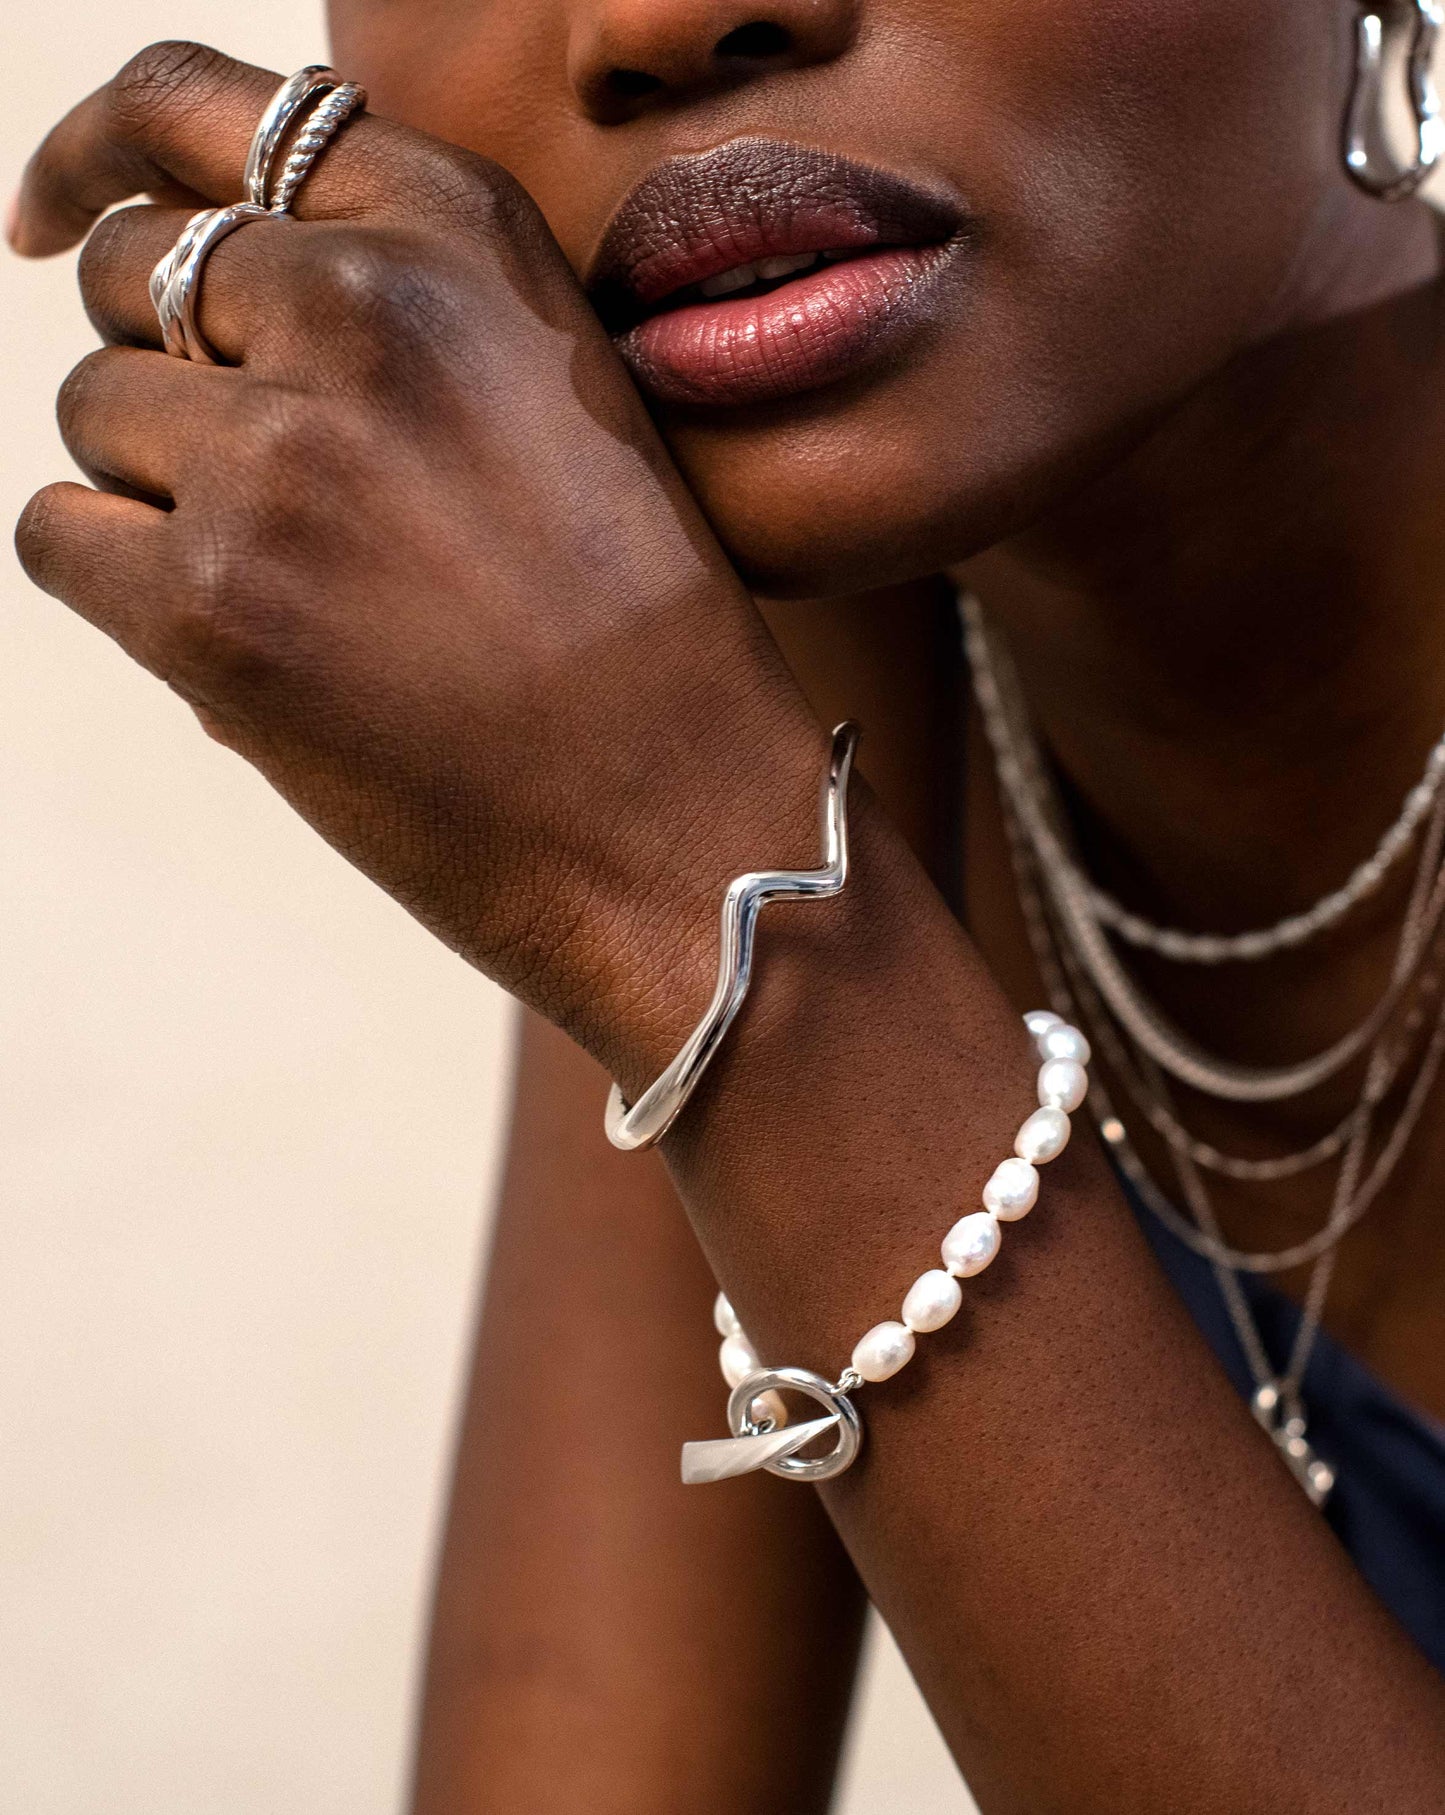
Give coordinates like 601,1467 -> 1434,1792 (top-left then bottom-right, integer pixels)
56,345 -> 244,500
13,43 -> 272,257
77,200 -> 296,355
11,40 -> 424,260
14,482 -> 176,677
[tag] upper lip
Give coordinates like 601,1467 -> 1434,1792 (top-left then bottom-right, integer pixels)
587,136 -> 966,330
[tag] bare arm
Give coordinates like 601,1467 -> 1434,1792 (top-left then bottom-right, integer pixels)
413,588 -> 959,1814
17,55 -> 1445,1813
426,738 -> 1445,1815
412,1012 -> 865,1814
629,787 -> 1445,1814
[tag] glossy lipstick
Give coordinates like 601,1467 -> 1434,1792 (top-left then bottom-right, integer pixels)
589,138 -> 967,408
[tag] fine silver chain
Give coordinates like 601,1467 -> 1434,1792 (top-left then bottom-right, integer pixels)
1107,780 -> 1445,1182
1089,738 -> 1445,964
963,596 -> 1445,1104
970,587 -> 1445,1262
1084,793 -> 1445,1213
962,593 -> 1445,1503
998,783 -> 1445,1505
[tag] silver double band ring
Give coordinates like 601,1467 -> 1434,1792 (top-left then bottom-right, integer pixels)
149,65 -> 367,363
243,64 -> 339,206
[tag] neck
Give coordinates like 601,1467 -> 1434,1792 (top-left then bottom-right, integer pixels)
963,202 -> 1445,945
953,198 -> 1445,1401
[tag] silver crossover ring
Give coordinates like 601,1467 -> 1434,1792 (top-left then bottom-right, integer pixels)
147,206 -> 208,340
149,202 -> 272,362
150,66 -> 368,360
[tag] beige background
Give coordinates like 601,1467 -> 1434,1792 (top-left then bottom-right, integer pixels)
0,4 -> 970,1810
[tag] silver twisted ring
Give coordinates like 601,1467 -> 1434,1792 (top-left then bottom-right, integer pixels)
268,81 -> 366,215
149,202 -> 272,362
243,64 -> 339,208
149,65 -> 368,360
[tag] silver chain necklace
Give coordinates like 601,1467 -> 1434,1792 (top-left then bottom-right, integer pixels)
1088,746 -> 1445,964
961,593 -> 1445,1504
962,597 -> 1445,1105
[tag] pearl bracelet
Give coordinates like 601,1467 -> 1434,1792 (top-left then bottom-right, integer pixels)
680,1011 -> 1090,1485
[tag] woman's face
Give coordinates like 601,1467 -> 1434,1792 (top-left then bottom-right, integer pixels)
327,0 -> 1369,594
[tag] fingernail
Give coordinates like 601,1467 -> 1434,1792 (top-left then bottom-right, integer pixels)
3,191 -> 20,252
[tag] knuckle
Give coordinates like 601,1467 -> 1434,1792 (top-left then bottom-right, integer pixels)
300,226 -> 463,354
76,204 -> 128,280
76,202 -> 154,314
408,141 -> 529,230
415,146 -> 549,260
302,226 -> 414,318
168,512 -> 300,690
77,237 -> 136,344
108,40 -> 226,142
14,484 -> 86,598
166,388 -> 359,691
240,386 -> 348,488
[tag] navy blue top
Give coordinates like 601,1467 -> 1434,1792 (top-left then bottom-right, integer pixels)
1137,1199 -> 1445,1674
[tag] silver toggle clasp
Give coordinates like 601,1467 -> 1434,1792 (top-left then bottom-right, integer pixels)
1252,1383 -> 1336,1508
681,1365 -> 863,1486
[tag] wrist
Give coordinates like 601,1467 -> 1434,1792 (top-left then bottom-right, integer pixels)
559,689 -> 835,1095
558,705 -> 992,1166
484,606 -> 832,1089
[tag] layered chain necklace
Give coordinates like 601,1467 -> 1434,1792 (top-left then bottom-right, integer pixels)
960,594 -> 1445,1505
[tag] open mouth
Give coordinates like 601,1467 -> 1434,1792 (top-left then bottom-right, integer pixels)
588,138 -> 969,408
661,246 -> 868,308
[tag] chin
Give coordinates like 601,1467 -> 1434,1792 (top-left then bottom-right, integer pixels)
658,244 -> 1255,598
655,368 -> 1143,601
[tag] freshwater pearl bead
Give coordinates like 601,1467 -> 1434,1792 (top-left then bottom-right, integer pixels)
942,1211 -> 1002,1277
1038,1023 -> 1091,1066
902,1268 -> 963,1333
982,1156 -> 1040,1221
1016,1105 -> 1071,1164
748,1390 -> 788,1429
852,1320 -> 917,1382
1038,1057 -> 1088,1113
695,1011 -> 1092,1469
713,1291 -> 743,1338
719,1333 -> 760,1388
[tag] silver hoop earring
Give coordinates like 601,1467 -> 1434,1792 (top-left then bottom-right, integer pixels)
1346,0 -> 1444,199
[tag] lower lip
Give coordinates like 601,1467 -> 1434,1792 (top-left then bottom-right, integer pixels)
615,244 -> 954,408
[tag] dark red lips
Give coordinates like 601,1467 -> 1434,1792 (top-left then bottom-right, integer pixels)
588,138 -> 968,408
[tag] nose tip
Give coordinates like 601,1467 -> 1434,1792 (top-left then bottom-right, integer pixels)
571,0 -> 857,122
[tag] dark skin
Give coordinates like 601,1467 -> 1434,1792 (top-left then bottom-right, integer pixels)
419,593 -> 958,1814
12,3 -> 1445,1810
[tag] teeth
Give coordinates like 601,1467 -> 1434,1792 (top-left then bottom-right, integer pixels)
697,250 -> 821,298
756,252 -> 818,280
700,263 -> 758,297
